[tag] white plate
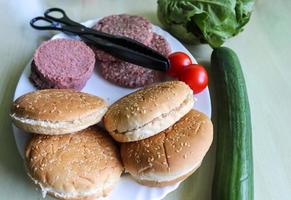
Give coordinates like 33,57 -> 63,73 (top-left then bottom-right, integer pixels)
12,19 -> 211,200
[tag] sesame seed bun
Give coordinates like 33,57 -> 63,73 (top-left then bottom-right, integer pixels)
103,81 -> 194,142
120,109 -> 213,187
25,126 -> 123,200
10,89 -> 108,135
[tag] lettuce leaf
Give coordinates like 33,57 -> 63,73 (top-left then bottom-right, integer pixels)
157,0 -> 254,47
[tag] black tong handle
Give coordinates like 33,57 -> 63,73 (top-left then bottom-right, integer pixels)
30,8 -> 170,71
44,8 -> 81,27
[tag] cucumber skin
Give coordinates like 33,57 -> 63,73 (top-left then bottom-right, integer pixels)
210,47 -> 254,200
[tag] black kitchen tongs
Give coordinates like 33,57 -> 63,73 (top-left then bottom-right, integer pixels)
30,8 -> 170,72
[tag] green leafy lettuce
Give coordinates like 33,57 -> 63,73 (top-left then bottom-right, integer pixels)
157,0 -> 254,47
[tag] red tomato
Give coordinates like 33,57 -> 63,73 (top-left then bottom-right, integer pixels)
178,64 -> 208,94
167,52 -> 192,77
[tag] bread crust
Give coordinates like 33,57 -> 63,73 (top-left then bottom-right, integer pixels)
120,109 -> 213,186
25,126 -> 123,199
11,89 -> 108,135
134,164 -> 200,187
104,81 -> 194,142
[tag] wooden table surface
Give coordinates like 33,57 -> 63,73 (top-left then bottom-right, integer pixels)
0,0 -> 290,199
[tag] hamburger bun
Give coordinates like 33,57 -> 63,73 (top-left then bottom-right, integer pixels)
103,81 -> 194,142
25,126 -> 123,200
10,89 -> 108,135
120,109 -> 213,187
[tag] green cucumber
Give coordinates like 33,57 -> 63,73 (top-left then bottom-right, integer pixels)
210,47 -> 253,200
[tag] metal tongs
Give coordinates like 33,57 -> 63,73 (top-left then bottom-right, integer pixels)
30,8 -> 170,72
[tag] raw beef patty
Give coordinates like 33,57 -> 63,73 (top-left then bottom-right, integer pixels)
99,33 -> 171,88
30,39 -> 95,90
91,14 -> 153,62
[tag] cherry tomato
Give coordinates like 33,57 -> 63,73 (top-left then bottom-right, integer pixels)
178,64 -> 208,94
167,52 -> 192,77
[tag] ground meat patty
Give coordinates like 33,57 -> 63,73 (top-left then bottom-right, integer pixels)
91,14 -> 153,62
99,33 -> 171,88
149,33 -> 172,57
30,39 -> 95,90
99,62 -> 162,88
